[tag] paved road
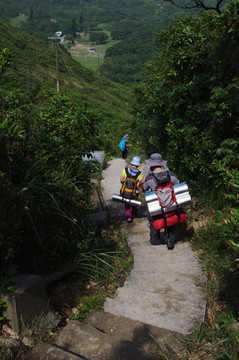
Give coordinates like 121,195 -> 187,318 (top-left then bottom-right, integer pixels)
101,158 -> 207,334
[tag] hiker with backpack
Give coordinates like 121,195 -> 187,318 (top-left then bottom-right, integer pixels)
143,153 -> 180,249
119,134 -> 131,159
120,156 -> 144,222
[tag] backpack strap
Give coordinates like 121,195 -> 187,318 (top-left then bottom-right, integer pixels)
135,170 -> 141,179
151,171 -> 170,188
151,171 -> 173,231
126,168 -> 141,180
151,172 -> 160,187
175,203 -> 181,223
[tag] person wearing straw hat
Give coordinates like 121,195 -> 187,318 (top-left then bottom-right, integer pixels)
143,153 -> 179,249
120,156 -> 144,222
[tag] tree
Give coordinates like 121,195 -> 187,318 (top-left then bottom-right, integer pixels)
0,48 -> 11,74
133,1 -> 239,186
162,0 -> 227,14
71,17 -> 77,38
29,8 -> 34,20
89,31 -> 108,44
111,20 -> 138,40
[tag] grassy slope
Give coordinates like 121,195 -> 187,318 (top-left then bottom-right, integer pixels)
0,20 -> 134,153
70,31 -> 119,71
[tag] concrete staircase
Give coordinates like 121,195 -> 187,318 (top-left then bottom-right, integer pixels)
27,158 -> 207,360
28,310 -> 183,360
103,218 -> 207,335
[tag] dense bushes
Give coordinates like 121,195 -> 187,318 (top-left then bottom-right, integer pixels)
133,3 -> 239,192
0,43 -> 104,277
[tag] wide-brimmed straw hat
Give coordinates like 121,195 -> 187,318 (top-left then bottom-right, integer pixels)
145,153 -> 167,168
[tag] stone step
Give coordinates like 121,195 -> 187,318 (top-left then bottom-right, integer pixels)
123,271 -> 206,296
128,241 -> 203,265
104,287 -> 206,334
53,320 -> 118,359
83,309 -> 182,354
28,310 -> 183,360
28,316 -> 170,360
27,341 -> 83,360
28,158 -> 207,358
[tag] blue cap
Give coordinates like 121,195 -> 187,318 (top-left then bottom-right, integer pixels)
130,156 -> 141,167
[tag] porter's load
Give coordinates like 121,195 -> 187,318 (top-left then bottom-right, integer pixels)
145,182 -> 191,216
112,194 -> 141,207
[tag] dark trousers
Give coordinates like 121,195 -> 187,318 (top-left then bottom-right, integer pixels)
146,207 -> 174,245
122,147 -> 128,159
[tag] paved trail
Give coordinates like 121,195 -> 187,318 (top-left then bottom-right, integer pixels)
29,157 -> 207,359
101,158 -> 207,334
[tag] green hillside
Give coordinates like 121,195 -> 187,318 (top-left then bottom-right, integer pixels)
0,0 -> 191,85
0,19 -> 134,282
0,19 -> 134,149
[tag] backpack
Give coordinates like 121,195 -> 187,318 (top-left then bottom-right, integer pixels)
151,171 -> 176,209
151,172 -> 187,230
120,167 -> 141,199
118,138 -> 126,151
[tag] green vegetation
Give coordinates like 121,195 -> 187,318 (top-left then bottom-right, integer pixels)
0,18 -> 134,350
1,0 -> 190,85
9,13 -> 27,27
73,54 -> 101,72
132,2 -> 239,358
1,0 -> 239,358
73,294 -> 105,321
89,31 -> 108,44
0,300 -> 8,328
46,224 -> 132,328
0,20 -> 134,148
133,4 -> 239,192
70,31 -> 119,71
0,18 -> 134,282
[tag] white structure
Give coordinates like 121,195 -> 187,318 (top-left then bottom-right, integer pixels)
54,31 -> 62,37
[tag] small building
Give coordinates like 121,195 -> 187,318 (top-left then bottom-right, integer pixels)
54,31 -> 62,37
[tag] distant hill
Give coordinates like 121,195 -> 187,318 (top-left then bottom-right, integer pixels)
0,0 -> 190,85
0,19 -> 134,152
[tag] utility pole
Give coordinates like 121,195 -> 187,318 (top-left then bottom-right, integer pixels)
97,52 -> 100,75
48,35 -> 61,92
55,41 -> 59,92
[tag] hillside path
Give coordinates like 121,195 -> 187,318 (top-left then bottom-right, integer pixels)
29,158 -> 207,360
101,158 -> 207,334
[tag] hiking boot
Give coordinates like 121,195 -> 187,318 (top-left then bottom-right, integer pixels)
167,240 -> 174,250
150,241 -> 161,245
127,217 -> 133,223
150,238 -> 161,245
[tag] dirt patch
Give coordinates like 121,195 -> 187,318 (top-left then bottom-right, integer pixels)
69,43 -> 90,57
69,42 -> 105,58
